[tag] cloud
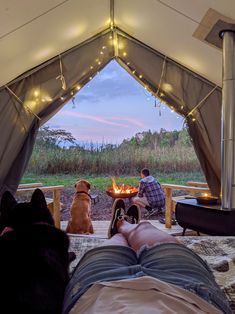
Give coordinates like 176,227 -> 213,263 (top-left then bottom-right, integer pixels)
110,116 -> 145,128
70,60 -> 141,104
62,110 -> 129,128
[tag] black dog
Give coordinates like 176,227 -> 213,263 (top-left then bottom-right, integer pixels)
0,189 -> 70,314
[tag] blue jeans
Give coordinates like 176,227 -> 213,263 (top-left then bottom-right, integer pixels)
63,243 -> 232,313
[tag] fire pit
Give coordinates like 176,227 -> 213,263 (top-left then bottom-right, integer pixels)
106,178 -> 138,199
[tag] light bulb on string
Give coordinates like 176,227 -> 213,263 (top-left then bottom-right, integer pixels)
72,96 -> 76,109
154,97 -> 162,117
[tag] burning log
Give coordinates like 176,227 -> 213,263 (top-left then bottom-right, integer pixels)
106,178 -> 138,199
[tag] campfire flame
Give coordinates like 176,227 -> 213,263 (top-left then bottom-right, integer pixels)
111,178 -> 138,194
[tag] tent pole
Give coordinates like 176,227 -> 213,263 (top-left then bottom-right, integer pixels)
221,30 -> 235,210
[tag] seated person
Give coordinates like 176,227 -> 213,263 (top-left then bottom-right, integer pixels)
133,168 -> 165,215
63,199 -> 232,314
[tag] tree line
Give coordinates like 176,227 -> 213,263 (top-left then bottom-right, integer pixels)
36,126 -> 192,151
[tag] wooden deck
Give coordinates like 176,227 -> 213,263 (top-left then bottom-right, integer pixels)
61,220 -> 187,239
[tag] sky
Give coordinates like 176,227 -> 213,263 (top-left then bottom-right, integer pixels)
46,60 -> 184,145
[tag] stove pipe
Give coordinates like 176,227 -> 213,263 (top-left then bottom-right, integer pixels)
221,30 -> 235,210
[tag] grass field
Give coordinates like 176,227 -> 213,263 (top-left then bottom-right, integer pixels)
26,144 -> 201,176
21,171 -> 205,190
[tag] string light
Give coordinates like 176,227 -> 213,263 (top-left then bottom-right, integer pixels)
58,38 -> 109,104
45,96 -> 52,102
34,90 -> 39,97
112,39 -> 118,46
54,34 -> 177,124
72,96 -> 76,109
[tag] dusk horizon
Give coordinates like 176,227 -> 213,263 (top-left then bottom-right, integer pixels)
46,60 -> 184,144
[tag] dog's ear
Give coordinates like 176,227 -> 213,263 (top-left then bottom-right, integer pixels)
86,182 -> 91,190
0,191 -> 17,213
31,189 -> 47,208
0,191 -> 17,233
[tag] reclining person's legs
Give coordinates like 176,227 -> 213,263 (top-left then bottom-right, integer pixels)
102,233 -> 129,247
64,201 -> 232,314
117,220 -> 179,251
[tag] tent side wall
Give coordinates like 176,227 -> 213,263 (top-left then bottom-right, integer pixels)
116,32 -> 221,196
0,31 -> 113,195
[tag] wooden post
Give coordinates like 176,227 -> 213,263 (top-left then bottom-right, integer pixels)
164,187 -> 172,228
53,189 -> 61,229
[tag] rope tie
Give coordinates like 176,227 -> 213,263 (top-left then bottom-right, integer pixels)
56,55 -> 66,90
5,85 -> 41,121
156,56 -> 167,97
186,85 -> 218,119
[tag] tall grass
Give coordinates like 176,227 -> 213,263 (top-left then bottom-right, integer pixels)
26,144 -> 201,175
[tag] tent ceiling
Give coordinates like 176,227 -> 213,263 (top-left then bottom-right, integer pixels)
1,0 -> 235,87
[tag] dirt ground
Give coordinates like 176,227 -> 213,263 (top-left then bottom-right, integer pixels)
60,187 -> 160,221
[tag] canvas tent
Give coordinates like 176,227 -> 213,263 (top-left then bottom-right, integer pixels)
0,0 -> 234,201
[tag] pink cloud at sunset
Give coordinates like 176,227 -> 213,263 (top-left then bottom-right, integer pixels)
62,110 -> 141,128
46,61 -> 184,144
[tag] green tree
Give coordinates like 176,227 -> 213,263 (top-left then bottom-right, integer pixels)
36,126 -> 76,148
177,128 -> 192,147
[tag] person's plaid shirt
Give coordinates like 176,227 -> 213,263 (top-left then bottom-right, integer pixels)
138,179 -> 165,208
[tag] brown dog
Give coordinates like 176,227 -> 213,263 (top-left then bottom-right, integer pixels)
66,180 -> 94,234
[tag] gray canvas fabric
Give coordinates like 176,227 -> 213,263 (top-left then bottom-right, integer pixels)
0,28 -> 221,197
116,31 -> 221,196
0,30 -> 113,195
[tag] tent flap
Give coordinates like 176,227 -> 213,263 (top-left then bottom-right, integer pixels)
0,28 -> 221,196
